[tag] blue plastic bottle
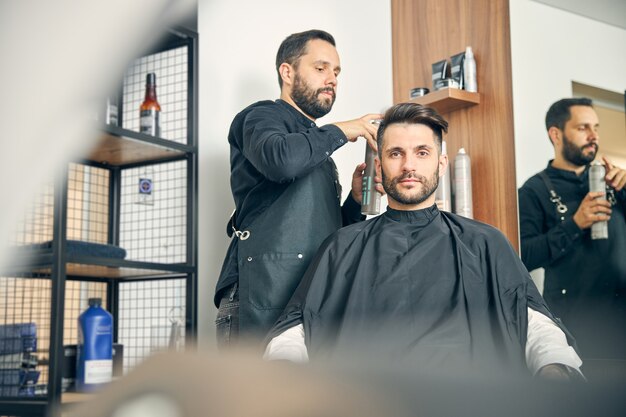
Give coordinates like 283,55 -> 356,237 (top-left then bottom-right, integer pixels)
76,298 -> 113,391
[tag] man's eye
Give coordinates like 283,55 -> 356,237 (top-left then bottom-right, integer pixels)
417,151 -> 429,157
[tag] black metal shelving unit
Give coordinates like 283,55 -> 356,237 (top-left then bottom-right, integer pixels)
0,27 -> 198,417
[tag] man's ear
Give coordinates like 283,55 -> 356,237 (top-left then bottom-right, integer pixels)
375,153 -> 382,178
548,126 -> 561,147
438,153 -> 448,178
279,63 -> 294,88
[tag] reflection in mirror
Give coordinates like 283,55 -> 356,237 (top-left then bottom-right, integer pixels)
516,88 -> 626,380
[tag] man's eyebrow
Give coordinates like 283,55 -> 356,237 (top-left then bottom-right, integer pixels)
385,146 -> 405,153
313,60 -> 341,72
415,144 -> 433,150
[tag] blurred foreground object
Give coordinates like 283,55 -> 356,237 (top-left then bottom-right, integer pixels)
63,349 -> 626,417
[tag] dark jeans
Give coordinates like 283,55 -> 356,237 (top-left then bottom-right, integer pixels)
215,283 -> 239,350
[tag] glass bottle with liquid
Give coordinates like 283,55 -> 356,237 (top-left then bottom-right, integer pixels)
139,73 -> 161,137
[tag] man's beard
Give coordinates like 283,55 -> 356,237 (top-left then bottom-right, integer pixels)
291,72 -> 335,119
382,166 -> 440,206
562,133 -> 598,166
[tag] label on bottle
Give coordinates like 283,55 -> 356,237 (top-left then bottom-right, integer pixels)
140,109 -> 161,137
84,359 -> 113,384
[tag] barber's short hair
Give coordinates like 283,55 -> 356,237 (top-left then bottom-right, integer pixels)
545,97 -> 593,131
377,103 -> 448,156
275,29 -> 336,88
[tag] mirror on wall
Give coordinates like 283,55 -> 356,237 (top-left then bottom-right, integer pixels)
521,82 -> 626,295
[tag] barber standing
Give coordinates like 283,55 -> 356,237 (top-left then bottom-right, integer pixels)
518,98 -> 626,371
214,29 -> 382,348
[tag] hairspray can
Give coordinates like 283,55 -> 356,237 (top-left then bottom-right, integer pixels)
435,140 -> 451,211
589,161 -> 608,239
453,147 -> 473,218
361,143 -> 381,215
463,46 -> 477,93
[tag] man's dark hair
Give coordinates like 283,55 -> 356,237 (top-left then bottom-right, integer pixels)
545,97 -> 594,131
275,29 -> 336,88
377,103 -> 448,157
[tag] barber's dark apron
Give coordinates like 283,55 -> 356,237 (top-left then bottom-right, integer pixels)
237,159 -> 343,339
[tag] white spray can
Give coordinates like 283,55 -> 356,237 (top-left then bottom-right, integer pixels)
454,148 -> 473,218
463,46 -> 477,93
589,161 -> 608,239
435,140 -> 451,211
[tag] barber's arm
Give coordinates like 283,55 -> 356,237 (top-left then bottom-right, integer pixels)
526,308 -> 584,381
242,108 -> 348,183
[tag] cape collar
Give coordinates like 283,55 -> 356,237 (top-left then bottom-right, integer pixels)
384,204 -> 439,225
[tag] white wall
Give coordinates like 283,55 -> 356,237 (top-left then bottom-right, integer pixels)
197,0 -> 393,347
510,0 -> 626,186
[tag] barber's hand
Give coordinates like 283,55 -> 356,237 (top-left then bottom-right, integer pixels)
333,113 -> 383,152
603,156 -> 626,191
572,191 -> 612,230
349,162 -> 385,204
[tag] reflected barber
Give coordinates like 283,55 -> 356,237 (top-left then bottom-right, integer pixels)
518,98 -> 626,366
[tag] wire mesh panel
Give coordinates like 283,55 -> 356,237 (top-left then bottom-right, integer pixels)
10,181 -> 54,247
9,163 -> 110,249
0,276 -> 108,399
66,164 -> 110,244
0,275 -> 50,398
119,160 -> 187,264
117,278 -> 186,373
122,45 -> 189,145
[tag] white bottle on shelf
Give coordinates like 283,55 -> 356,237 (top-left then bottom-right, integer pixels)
453,147 -> 473,219
463,46 -> 477,93
435,140 -> 451,211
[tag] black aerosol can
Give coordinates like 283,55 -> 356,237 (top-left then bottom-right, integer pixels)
361,143 -> 381,215
589,161 -> 608,239
361,120 -> 382,216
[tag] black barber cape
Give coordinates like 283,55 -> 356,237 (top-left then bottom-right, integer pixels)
267,205 -> 574,373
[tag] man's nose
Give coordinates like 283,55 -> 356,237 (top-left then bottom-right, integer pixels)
326,72 -> 337,86
402,155 -> 417,172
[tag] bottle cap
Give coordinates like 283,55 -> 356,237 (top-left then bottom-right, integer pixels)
146,73 -> 156,85
458,147 -> 466,154
88,298 -> 102,307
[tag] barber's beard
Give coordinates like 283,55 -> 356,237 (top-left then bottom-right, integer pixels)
382,166 -> 440,206
291,73 -> 335,119
562,133 -> 598,166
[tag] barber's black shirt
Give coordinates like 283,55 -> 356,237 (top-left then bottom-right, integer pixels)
215,99 -> 364,306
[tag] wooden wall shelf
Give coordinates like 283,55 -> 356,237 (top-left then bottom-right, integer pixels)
86,125 -> 193,167
409,88 -> 480,114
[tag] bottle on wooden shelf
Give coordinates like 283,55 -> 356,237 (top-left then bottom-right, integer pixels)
139,72 -> 162,137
